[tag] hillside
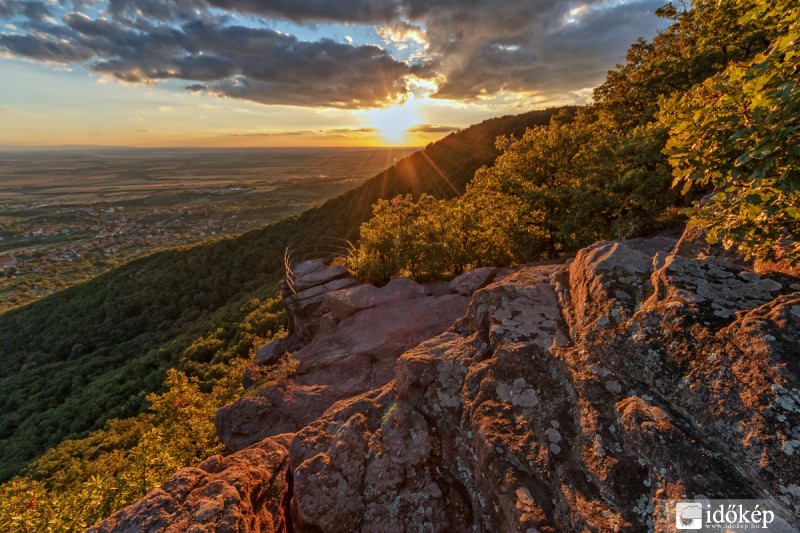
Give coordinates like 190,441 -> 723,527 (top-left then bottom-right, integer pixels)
93,231 -> 800,531
0,106 -> 561,481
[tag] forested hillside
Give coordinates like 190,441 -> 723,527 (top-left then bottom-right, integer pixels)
0,106 -> 560,482
355,0 -> 796,281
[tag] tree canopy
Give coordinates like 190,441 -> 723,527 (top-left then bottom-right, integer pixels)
356,0 -> 797,281
662,0 -> 799,263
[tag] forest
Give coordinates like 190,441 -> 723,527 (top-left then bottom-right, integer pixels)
356,0 -> 797,282
1,0 -> 797,530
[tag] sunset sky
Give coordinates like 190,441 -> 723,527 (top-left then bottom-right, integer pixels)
0,0 -> 665,147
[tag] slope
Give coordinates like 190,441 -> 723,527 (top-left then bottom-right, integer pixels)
0,107 -> 562,480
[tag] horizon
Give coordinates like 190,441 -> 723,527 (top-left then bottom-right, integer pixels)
0,0 -> 665,148
0,143 -> 425,150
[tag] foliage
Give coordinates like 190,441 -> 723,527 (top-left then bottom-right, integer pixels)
245,353 -> 300,396
0,294 -> 285,532
357,109 -> 678,280
595,0 -> 780,127
355,0 -> 787,282
357,194 -> 462,282
661,0 -> 800,262
4,0 -> 793,525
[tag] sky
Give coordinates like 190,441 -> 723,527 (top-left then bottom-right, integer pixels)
0,0 -> 665,147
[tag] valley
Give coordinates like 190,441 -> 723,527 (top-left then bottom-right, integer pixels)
0,147 -> 415,312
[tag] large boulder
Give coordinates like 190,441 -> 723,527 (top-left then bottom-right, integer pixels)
324,277 -> 431,320
108,233 -> 800,531
283,260 -> 358,342
290,259 -> 349,292
449,266 -> 497,295
283,236 -> 800,531
217,288 -> 468,452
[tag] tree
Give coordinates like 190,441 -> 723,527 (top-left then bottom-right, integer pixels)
357,194 -> 466,282
662,0 -> 800,262
595,0 -> 779,128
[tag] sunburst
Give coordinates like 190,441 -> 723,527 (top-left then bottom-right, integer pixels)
366,98 -> 419,145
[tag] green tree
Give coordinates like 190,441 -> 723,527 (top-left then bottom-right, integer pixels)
0,293 -> 287,532
595,0 -> 779,128
662,0 -> 800,262
357,194 -> 460,282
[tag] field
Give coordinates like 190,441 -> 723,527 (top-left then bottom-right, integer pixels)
0,147 -> 416,311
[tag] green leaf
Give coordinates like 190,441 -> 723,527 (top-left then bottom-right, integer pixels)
752,142 -> 776,159
735,153 -> 753,167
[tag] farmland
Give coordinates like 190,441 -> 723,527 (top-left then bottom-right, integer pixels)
0,146 -> 415,312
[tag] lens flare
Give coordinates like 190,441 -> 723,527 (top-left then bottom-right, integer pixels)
367,98 -> 419,145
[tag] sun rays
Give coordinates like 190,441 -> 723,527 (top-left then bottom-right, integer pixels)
366,97 -> 421,145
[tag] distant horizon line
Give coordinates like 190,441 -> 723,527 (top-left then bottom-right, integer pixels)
0,143 -> 424,152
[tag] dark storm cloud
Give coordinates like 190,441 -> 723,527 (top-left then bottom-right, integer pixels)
205,0 -> 401,23
214,0 -> 664,100
0,32 -> 95,62
106,0 -> 208,21
0,0 -> 665,107
400,0 -> 665,100
1,11 -> 412,108
196,34 -> 410,108
0,1 -> 52,22
97,0 -> 401,22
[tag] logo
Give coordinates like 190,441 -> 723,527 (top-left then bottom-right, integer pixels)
670,500 -> 783,531
676,502 -> 703,529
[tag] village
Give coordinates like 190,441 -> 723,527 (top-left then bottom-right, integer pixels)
0,146 -> 414,313
0,202 -> 245,312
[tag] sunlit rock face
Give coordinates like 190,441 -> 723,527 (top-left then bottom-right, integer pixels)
87,437 -> 291,533
217,261 -> 470,453
95,232 -> 800,532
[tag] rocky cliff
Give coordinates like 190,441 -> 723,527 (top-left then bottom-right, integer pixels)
92,231 -> 800,532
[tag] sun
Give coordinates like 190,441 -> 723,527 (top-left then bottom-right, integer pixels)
367,98 -> 420,145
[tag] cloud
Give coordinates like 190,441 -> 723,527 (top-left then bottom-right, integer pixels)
404,0 -> 664,101
228,127 -> 378,138
407,124 -> 459,133
174,0 -> 664,100
0,1 -> 53,22
0,0 -> 665,107
377,21 -> 426,45
0,14 -> 414,108
203,0 -> 400,23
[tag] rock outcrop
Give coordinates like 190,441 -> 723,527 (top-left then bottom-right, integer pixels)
448,266 -> 497,296
217,261 -> 471,452
88,437 -> 291,533
95,233 -> 800,531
